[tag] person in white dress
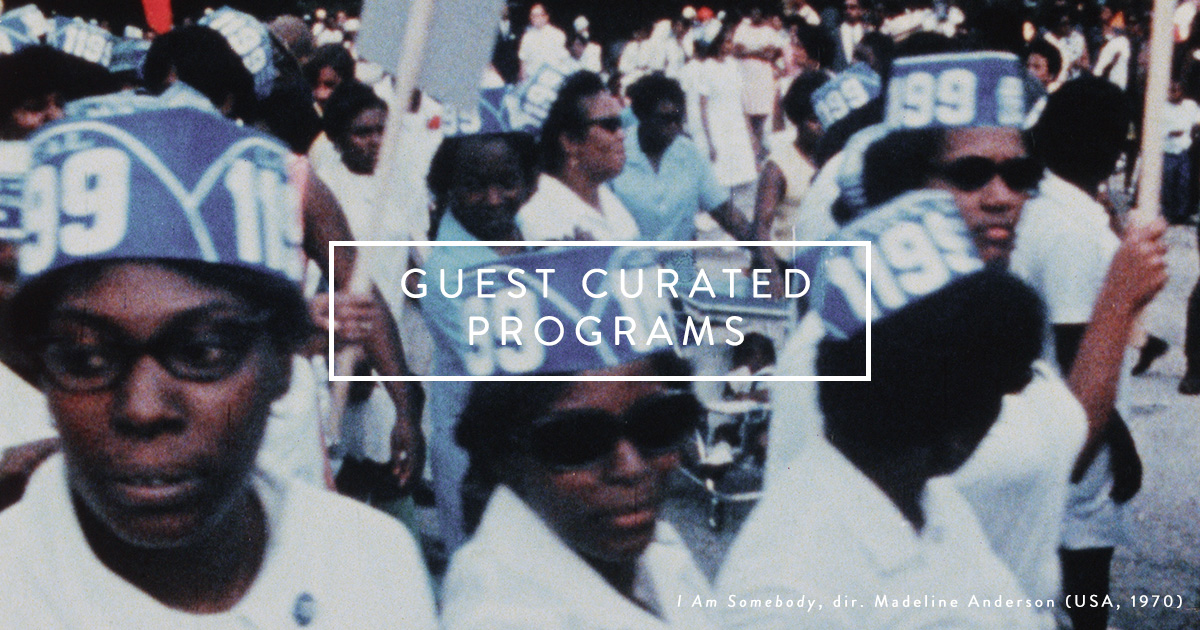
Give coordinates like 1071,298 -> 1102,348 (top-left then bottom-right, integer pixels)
519,3 -> 568,80
696,26 -> 759,190
518,71 -> 641,241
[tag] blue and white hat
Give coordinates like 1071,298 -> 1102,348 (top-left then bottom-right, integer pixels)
443,246 -> 677,376
199,7 -> 280,101
811,63 -> 882,129
19,94 -> 304,286
884,52 -> 1028,131
797,189 -> 985,340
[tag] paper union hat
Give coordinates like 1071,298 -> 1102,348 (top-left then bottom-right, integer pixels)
796,189 -> 984,340
19,96 -> 305,285
884,52 -> 1027,130
0,6 -> 44,53
47,17 -> 116,67
836,123 -> 889,218
199,7 -> 280,100
449,246 -> 677,376
0,142 -> 30,240
811,63 -> 882,129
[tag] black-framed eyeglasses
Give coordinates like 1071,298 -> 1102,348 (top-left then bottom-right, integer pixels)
523,391 -> 701,470
38,310 -> 273,392
933,156 -> 1043,193
652,110 -> 685,126
587,116 -> 624,133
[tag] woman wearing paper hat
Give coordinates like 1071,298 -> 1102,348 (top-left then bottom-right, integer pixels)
0,102 -> 437,628
719,190 -> 1047,630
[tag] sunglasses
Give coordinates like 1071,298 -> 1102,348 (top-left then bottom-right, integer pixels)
587,116 -> 624,133
524,391 -> 701,470
933,156 -> 1043,193
39,311 -> 271,392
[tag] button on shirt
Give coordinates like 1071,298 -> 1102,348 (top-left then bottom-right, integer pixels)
612,129 -> 729,241
0,457 -> 439,629
717,440 -> 1042,630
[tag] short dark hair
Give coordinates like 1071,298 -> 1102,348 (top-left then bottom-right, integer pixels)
627,72 -> 684,122
0,45 -> 117,120
817,269 -> 1044,449
455,350 -> 691,532
538,70 -> 607,173
860,127 -> 946,207
143,26 -> 257,121
1025,37 -> 1063,79
425,131 -> 539,236
322,81 -> 386,140
1031,76 -> 1129,189
782,71 -> 830,127
303,43 -> 355,86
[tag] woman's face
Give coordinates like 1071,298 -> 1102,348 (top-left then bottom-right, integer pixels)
450,137 -> 533,240
312,66 -> 342,108
927,127 -> 1035,264
507,361 -> 689,564
39,263 -> 288,549
564,92 -> 626,182
337,106 -> 386,175
2,92 -> 65,140
1026,53 -> 1054,88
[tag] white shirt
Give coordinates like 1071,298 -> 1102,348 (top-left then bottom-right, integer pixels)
0,364 -> 55,451
0,456 -> 438,629
519,24 -> 568,77
839,22 -> 867,65
518,174 -> 641,241
442,486 -> 719,630
952,361 -> 1086,613
1011,174 -> 1118,328
1162,98 -> 1200,154
1009,173 -> 1130,550
1092,34 -> 1131,90
717,440 -> 1043,630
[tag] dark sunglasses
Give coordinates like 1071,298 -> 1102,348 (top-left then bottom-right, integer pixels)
587,116 -> 624,133
39,311 -> 271,392
933,156 -> 1043,193
524,391 -> 701,470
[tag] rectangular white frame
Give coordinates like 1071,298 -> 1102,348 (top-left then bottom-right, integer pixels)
329,240 -> 871,382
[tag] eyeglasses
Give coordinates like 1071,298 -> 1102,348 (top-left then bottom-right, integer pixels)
933,156 -> 1043,193
587,116 -> 624,133
651,111 -> 685,126
39,311 -> 271,392
523,391 -> 701,470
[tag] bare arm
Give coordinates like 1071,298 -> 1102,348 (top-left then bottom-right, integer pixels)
1065,219 -> 1167,477
302,166 -> 425,491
